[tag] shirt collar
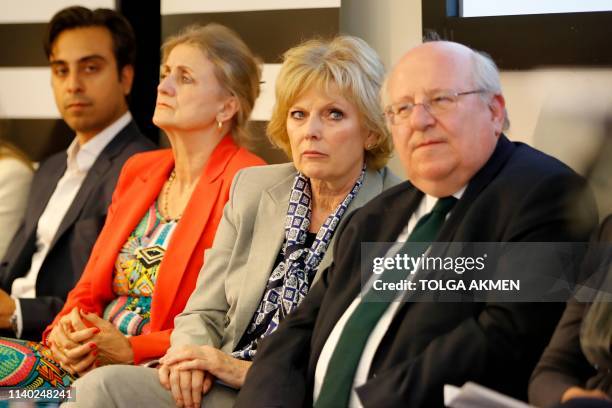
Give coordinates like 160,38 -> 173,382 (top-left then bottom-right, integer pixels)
66,111 -> 132,173
421,185 -> 466,214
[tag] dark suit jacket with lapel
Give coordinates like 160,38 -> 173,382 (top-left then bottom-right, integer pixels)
237,135 -> 599,408
0,120 -> 155,340
529,215 -> 612,407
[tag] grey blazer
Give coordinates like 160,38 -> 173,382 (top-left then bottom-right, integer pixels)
171,163 -> 401,353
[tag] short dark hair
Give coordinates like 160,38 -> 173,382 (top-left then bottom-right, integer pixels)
43,6 -> 136,73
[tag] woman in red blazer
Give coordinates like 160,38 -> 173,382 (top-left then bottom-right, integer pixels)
0,23 -> 264,389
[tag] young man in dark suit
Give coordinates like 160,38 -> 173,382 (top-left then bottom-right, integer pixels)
0,6 -> 154,340
236,41 -> 598,407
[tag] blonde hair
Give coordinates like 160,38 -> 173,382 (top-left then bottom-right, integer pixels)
267,36 -> 392,170
161,23 -> 261,145
0,141 -> 33,170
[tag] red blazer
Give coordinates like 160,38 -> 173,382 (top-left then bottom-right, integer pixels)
42,135 -> 265,363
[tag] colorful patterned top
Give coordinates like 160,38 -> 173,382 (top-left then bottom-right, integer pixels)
103,202 -> 178,336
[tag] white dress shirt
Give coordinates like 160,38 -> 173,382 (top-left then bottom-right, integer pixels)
313,188 -> 465,407
11,112 -> 132,337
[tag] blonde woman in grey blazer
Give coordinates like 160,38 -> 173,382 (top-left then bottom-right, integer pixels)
66,36 -> 400,408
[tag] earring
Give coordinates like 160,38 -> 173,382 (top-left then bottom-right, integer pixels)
366,143 -> 375,151
217,120 -> 223,129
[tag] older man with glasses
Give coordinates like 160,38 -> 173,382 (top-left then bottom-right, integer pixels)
236,41 -> 598,408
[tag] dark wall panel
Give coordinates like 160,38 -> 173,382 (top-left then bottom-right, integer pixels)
162,8 -> 339,63
0,23 -> 48,67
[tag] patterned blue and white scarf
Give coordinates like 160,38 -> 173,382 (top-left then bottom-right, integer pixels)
232,165 -> 366,360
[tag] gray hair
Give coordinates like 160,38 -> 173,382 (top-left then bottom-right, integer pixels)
470,50 -> 510,131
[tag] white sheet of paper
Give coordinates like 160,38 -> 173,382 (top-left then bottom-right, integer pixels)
444,382 -> 535,408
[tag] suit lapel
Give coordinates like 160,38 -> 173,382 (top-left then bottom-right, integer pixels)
231,171 -> 294,348
49,122 -> 137,251
438,134 -> 515,241
23,155 -> 67,240
90,154 -> 174,302
49,156 -> 112,252
381,183 -> 424,243
151,136 -> 240,328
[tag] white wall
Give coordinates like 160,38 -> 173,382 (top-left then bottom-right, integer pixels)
340,0 -> 422,177
340,0 -> 422,72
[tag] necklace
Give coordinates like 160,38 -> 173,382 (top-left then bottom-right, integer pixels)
162,169 -> 181,220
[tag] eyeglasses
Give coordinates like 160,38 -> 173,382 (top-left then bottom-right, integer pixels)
384,89 -> 488,125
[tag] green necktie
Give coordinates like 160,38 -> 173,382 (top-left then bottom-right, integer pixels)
314,196 -> 458,408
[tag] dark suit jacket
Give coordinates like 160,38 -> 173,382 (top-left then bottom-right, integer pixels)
529,215 -> 612,407
237,135 -> 598,408
0,120 -> 155,340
